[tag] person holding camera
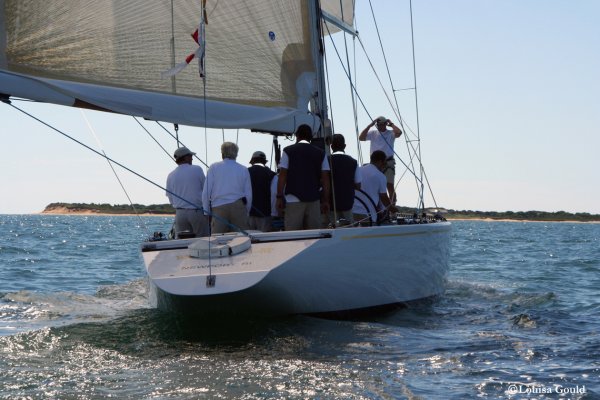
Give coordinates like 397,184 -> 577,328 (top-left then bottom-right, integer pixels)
359,116 -> 403,205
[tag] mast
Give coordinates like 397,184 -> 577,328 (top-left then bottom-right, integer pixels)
0,0 -> 7,70
169,0 -> 177,94
308,0 -> 330,139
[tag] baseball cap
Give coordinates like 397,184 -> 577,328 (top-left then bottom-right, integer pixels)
250,151 -> 267,163
173,147 -> 195,160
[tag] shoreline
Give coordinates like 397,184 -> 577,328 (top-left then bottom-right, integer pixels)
447,217 -> 600,224
35,211 -> 600,223
40,212 -> 174,217
38,206 -> 173,217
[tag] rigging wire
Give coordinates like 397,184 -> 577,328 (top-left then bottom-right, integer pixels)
7,103 -> 201,211
408,0 -> 425,210
6,102 -> 249,237
324,43 -> 335,136
421,168 -> 440,208
359,7 -> 440,210
354,36 -> 401,125
133,117 -> 174,161
367,0 -> 405,131
323,23 -> 371,122
338,0 -> 362,167
155,121 -> 209,168
82,111 -> 150,235
326,0 -> 358,224
199,0 -> 214,285
363,0 -> 423,149
324,6 -> 440,211
352,37 -> 364,165
367,0 -> 423,205
365,0 -> 423,208
169,0 -> 177,94
322,30 -> 339,224
347,1 -> 363,166
323,22 -> 422,186
366,0 -> 440,211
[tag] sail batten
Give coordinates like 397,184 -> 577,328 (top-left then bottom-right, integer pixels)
1,0 -> 354,132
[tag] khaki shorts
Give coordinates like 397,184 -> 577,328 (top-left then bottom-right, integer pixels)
175,208 -> 209,238
211,199 -> 249,233
383,158 -> 395,184
248,215 -> 272,232
285,200 -> 320,231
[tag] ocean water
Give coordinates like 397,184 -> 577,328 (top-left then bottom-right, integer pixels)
0,215 -> 598,399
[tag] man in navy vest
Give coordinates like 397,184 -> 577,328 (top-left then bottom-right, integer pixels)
276,124 -> 330,230
328,134 -> 361,227
248,150 -> 276,232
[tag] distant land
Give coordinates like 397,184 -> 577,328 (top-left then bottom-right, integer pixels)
41,202 -> 600,222
42,202 -> 175,216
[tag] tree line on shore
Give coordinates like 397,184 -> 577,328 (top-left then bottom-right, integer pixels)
43,202 -> 600,222
445,209 -> 599,222
44,202 -> 175,215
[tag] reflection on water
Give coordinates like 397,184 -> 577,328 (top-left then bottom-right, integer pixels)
1,216 -> 599,398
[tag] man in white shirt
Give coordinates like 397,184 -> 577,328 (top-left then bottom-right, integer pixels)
202,142 -> 252,233
166,147 -> 209,238
352,150 -> 397,226
359,116 -> 402,204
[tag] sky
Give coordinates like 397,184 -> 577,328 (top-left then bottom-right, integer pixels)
1,0 -> 599,215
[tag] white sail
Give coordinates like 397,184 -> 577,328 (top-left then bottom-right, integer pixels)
1,1 -> 453,317
0,0 -> 354,133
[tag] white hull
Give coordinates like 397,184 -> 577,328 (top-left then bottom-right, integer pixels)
141,222 -> 451,316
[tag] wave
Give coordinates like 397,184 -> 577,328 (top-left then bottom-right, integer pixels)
0,279 -> 150,336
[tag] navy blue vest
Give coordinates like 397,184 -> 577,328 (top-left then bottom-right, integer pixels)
248,165 -> 276,217
329,153 -> 358,211
283,142 -> 324,202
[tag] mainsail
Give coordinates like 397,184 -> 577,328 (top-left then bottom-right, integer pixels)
0,0 -> 354,133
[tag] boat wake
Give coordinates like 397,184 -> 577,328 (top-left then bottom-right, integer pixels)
0,279 -> 150,336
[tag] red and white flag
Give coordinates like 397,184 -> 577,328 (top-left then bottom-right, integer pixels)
161,5 -> 206,79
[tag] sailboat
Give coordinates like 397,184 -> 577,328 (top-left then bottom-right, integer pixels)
1,0 -> 451,317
